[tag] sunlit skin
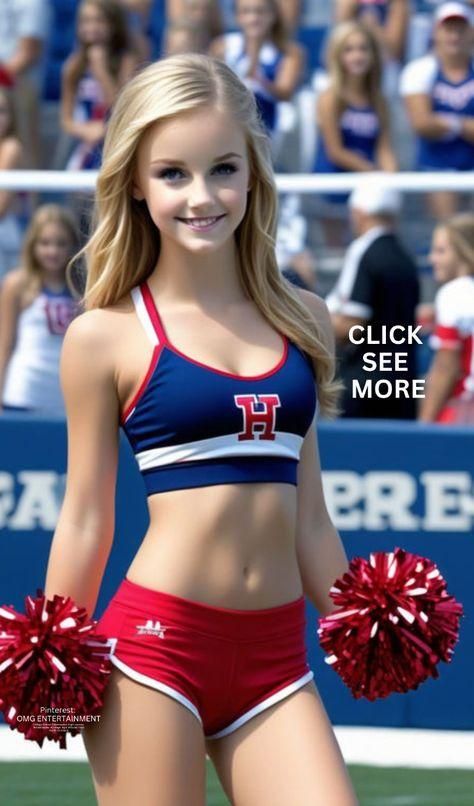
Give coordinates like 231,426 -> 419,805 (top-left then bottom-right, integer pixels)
429,226 -> 462,284
33,223 -> 75,283
340,31 -> 373,78
133,106 -> 251,298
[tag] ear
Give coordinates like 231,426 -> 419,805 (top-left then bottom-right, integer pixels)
132,183 -> 145,201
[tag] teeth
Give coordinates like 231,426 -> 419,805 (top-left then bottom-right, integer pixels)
182,217 -> 221,226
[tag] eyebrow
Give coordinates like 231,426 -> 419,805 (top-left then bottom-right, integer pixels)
150,152 -> 243,166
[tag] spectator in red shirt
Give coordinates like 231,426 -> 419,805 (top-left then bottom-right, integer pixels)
419,213 -> 474,423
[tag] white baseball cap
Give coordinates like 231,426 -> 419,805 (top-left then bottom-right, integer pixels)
349,182 -> 402,216
434,2 -> 473,25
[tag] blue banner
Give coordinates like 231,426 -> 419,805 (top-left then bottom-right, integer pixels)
0,414 -> 472,729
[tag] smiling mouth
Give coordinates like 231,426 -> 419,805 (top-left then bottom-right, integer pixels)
176,215 -> 226,228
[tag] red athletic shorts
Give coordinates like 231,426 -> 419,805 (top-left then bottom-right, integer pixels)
97,578 -> 314,739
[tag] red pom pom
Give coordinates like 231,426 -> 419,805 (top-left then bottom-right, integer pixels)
0,64 -> 14,87
0,591 -> 112,748
317,548 -> 464,700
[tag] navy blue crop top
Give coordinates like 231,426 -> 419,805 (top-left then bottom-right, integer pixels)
120,281 -> 318,495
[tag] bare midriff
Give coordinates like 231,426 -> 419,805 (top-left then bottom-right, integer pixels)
126,481 -> 303,610
112,295 -> 305,610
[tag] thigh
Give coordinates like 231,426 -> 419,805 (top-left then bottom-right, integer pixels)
83,668 -> 207,806
206,681 -> 358,806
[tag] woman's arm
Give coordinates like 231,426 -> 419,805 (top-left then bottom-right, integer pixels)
294,290 -> 350,616
459,117 -> 474,144
403,93 -> 457,140
0,137 -> 23,217
44,310 -> 120,616
383,0 -> 409,61
60,55 -> 106,144
418,348 -> 461,422
335,0 -> 358,23
3,36 -> 43,78
375,101 -> 398,171
255,41 -> 304,102
318,89 -> 376,171
0,270 -> 22,406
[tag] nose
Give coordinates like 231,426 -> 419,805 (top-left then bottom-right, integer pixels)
188,175 -> 214,210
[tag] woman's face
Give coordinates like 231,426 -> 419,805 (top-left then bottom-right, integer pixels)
236,0 -> 275,39
186,0 -> 213,24
430,227 -> 460,284
133,106 -> 251,257
0,93 -> 12,138
340,31 -> 373,77
434,18 -> 472,61
78,3 -> 111,46
34,222 -> 74,276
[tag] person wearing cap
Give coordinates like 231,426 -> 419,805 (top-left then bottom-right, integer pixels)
400,1 -> 474,219
326,181 -> 420,418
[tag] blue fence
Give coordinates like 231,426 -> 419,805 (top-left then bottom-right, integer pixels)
0,415 -> 472,729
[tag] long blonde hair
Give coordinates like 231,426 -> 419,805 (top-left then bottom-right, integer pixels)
21,204 -> 80,299
326,21 -> 384,117
442,213 -> 474,275
77,53 -> 340,417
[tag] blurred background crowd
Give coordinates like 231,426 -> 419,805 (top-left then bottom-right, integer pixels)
0,0 -> 472,424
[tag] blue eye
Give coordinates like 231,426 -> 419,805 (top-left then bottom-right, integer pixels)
158,167 -> 184,181
212,163 -> 237,175
156,163 -> 238,181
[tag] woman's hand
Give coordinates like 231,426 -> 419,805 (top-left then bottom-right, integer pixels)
245,37 -> 264,79
81,120 -> 107,146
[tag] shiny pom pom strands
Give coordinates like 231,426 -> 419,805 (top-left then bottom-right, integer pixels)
318,548 -> 463,700
0,590 -> 112,748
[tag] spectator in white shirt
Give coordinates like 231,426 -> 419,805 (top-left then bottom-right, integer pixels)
0,0 -> 51,167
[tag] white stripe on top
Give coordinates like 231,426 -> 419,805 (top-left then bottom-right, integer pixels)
131,286 -> 160,346
135,431 -> 303,469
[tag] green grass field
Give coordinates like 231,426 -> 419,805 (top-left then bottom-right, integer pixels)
0,762 -> 473,805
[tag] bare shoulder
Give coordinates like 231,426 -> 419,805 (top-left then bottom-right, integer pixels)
284,40 -> 304,58
60,308 -> 121,423
0,268 -> 27,299
61,294 -> 137,392
0,136 -> 22,168
63,299 -> 131,358
318,87 -> 336,111
62,52 -> 81,75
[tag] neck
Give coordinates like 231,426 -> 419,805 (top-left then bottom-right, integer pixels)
439,52 -> 469,72
41,271 -> 66,290
359,216 -> 392,236
344,74 -> 367,94
149,237 -> 246,307
457,265 -> 472,278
